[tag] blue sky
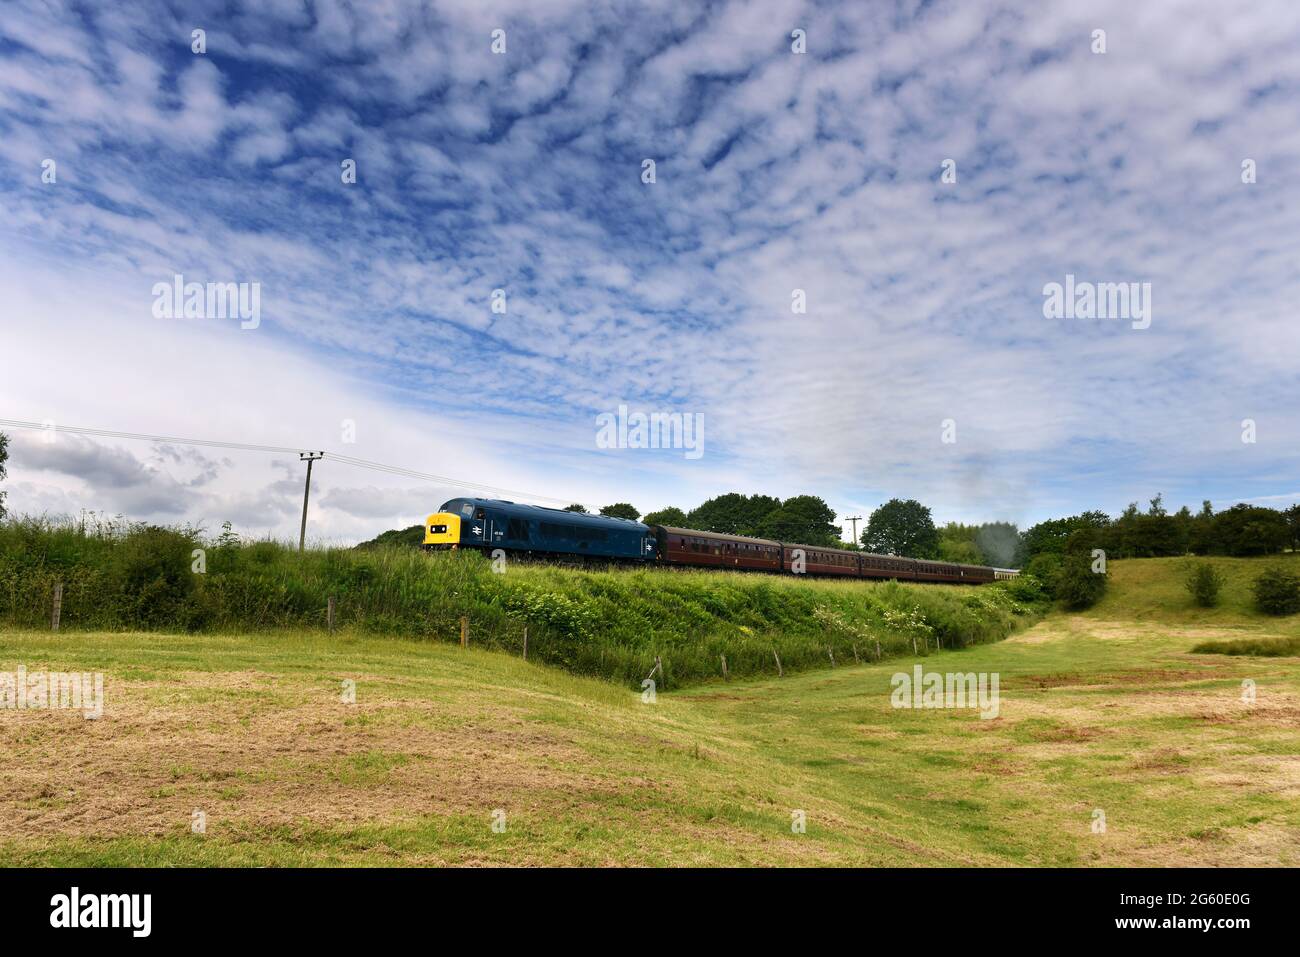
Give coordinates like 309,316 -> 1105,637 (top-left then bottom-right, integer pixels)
2,0 -> 1299,543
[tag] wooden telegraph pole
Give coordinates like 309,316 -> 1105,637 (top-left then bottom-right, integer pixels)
846,515 -> 863,546
298,452 -> 324,553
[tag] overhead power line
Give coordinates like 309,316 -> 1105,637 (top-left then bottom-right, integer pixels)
0,418 -> 590,510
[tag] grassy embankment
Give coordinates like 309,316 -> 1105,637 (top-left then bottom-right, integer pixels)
0,554 -> 1297,866
0,517 -> 1041,687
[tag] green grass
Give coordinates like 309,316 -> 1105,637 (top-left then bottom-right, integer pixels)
1082,552 -> 1300,627
1192,636 -> 1300,657
1,555 -> 1298,866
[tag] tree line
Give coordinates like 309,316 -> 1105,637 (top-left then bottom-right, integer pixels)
581,491 -> 1300,570
565,494 -> 843,547
1017,494 -> 1300,563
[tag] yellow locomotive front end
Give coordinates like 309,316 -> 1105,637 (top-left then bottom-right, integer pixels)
423,512 -> 461,549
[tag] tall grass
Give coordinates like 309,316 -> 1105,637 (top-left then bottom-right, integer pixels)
1191,636 -> 1300,657
0,516 -> 1044,687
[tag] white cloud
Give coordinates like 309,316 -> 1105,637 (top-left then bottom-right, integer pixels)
1,0 -> 1298,541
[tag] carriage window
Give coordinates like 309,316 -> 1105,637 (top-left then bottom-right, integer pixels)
475,508 -> 486,520
461,504 -> 474,518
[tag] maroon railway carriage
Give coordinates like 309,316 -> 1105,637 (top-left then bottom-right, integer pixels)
781,543 -> 860,577
652,525 -> 1000,584
955,563 -> 997,585
656,526 -> 782,571
859,552 -> 918,581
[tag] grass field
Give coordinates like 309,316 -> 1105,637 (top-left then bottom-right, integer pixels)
1,556 -> 1297,866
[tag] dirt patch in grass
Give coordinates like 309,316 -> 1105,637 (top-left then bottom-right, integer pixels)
1129,748 -> 1192,772
1115,821 -> 1300,867
1003,669 -> 1215,691
1009,618 -> 1266,646
1027,724 -> 1104,743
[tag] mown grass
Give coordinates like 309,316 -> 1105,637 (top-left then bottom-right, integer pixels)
0,516 -> 1043,687
2,590 -> 1297,866
4,547 -> 1297,866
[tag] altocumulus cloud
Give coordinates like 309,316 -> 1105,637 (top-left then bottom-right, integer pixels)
1,0 -> 1298,536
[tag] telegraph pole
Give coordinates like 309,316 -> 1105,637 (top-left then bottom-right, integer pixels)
846,515 -> 863,547
298,452 -> 324,553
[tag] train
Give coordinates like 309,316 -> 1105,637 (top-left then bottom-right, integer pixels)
423,497 -> 1016,585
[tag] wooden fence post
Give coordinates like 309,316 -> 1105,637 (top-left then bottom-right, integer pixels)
828,646 -> 836,667
327,596 -> 336,632
852,644 -> 860,664
655,655 -> 664,689
720,654 -> 729,680
51,582 -> 63,632
912,635 -> 918,656
876,640 -> 882,661
522,626 -> 528,661
772,648 -> 783,677
460,616 -> 468,648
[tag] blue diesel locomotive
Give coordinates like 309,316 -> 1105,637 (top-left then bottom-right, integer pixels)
424,497 -> 657,560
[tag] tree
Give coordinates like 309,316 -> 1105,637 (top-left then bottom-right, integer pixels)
937,522 -> 984,564
1184,561 -> 1225,608
355,524 -> 425,549
1285,504 -> 1300,552
861,499 -> 939,558
1189,500 -> 1215,554
758,495 -> 840,546
1172,505 -> 1194,555
1055,552 -> 1107,609
1252,566 -> 1300,615
938,536 -> 983,564
641,506 -> 688,527
1208,504 -> 1288,556
1017,511 -> 1110,563
0,430 -> 7,520
686,493 -> 781,537
599,503 -> 640,521
562,504 -> 589,514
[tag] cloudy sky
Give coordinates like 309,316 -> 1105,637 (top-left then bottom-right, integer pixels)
2,0 -> 1298,545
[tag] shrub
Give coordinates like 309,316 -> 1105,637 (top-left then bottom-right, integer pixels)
1054,553 -> 1106,610
107,525 -> 200,628
1183,561 -> 1225,608
1023,553 -> 1063,599
1252,566 -> 1300,616
1002,573 -> 1047,605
